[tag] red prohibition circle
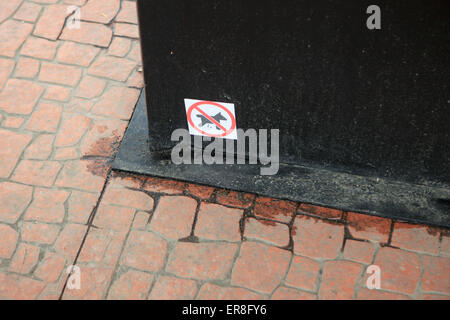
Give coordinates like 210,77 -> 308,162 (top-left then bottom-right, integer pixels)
187,101 -> 236,138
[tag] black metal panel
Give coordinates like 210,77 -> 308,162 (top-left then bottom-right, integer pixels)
137,0 -> 449,187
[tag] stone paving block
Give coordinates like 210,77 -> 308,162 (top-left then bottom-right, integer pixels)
0,181 -> 33,223
25,102 -> 62,133
343,240 -> 376,264
216,190 -> 255,209
231,241 -> 291,294
114,23 -> 139,38
143,177 -> 185,194
0,272 -> 45,299
391,222 -> 440,254
195,203 -> 242,242
347,212 -> 391,243
62,0 -> 85,4
369,247 -> 421,295
285,255 -> 321,292
78,228 -> 127,267
102,185 -> 154,211
67,190 -> 99,224
33,4 -> 69,40
197,283 -> 266,300
21,37 -> 58,60
292,215 -> 345,259
120,230 -> 168,272
39,62 -> 82,86
149,196 -> 196,240
34,252 -> 66,283
0,129 -> 32,178
127,70 -> 144,88
13,2 -> 42,22
93,203 -> 135,231
107,270 -> 154,300
319,260 -> 364,300
91,86 -> 140,119
2,116 -> 25,129
55,160 -> 107,193
0,0 -> 23,24
62,266 -> 114,300
244,218 -> 290,247
127,41 -> 142,62
55,113 -> 91,147
75,76 -> 106,99
0,20 -> 33,57
0,79 -> 44,114
109,173 -> 144,189
108,37 -> 132,57
167,242 -> 238,281
357,288 -> 411,300
12,160 -> 62,187
254,197 -> 296,223
14,57 -> 40,79
186,183 -> 215,200
149,276 -> 198,300
441,233 -> 450,258
116,1 -> 138,24
53,147 -> 79,160
21,222 -> 61,244
60,22 -> 113,47
43,86 -> 72,102
0,224 -> 19,258
271,287 -> 316,300
24,134 -> 54,160
56,41 -> 101,67
88,55 -> 137,81
0,58 -> 15,90
421,255 -> 450,294
132,211 -> 150,230
80,0 -> 120,24
421,294 -> 450,300
33,1 -> 60,5
54,223 -> 88,259
297,203 -> 343,220
8,243 -> 41,274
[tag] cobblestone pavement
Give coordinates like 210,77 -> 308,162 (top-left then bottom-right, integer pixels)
0,0 -> 449,300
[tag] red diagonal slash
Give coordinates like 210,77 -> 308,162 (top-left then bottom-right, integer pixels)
193,105 -> 227,133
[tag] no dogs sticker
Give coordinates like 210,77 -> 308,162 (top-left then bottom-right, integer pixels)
184,99 -> 237,140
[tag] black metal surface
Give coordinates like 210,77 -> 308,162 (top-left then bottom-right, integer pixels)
137,0 -> 449,187
113,91 -> 450,227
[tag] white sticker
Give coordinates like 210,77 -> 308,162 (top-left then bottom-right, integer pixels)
184,99 -> 237,140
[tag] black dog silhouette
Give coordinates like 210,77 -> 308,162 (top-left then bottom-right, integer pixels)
197,112 -> 227,130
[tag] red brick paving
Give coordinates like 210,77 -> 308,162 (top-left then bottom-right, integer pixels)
370,247 -> 421,295
292,215 -> 345,259
244,218 -> 290,247
319,260 -> 364,300
195,203 -> 242,241
0,0 -> 448,300
231,242 -> 290,294
285,255 -> 320,292
347,211 -> 392,243
167,242 -> 238,281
